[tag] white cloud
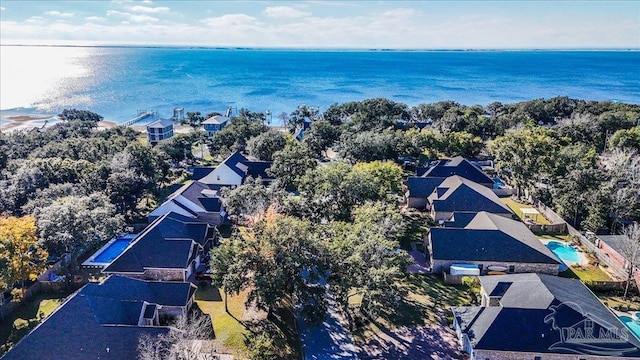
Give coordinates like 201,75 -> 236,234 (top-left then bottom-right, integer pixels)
107,10 -> 158,23
129,14 -> 159,22
25,16 -> 46,23
45,11 -> 74,17
142,0 -> 153,3
85,16 -> 107,22
129,5 -> 169,14
264,6 -> 311,19
0,7 -> 5,11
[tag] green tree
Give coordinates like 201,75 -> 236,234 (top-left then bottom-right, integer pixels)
268,144 -> 317,190
221,177 -> 283,224
34,193 -> 124,256
301,120 -> 341,158
183,111 -> 205,130
247,131 -> 288,161
491,126 -> 562,197
609,126 -> 640,151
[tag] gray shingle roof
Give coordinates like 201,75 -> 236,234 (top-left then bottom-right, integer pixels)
453,274 -> 640,356
2,275 -> 194,360
597,235 -> 631,259
406,176 -> 445,198
104,212 -> 209,273
421,156 -> 494,184
428,176 -> 513,214
430,212 -> 559,264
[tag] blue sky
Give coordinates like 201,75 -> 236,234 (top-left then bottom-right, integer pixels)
0,1 -> 638,48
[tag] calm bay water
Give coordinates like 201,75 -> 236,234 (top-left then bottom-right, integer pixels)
1,46 -> 639,125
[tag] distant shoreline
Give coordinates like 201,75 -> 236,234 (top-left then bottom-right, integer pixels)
1,44 -> 638,52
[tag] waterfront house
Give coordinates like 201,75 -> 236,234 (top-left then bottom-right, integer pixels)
452,273 -> 640,359
146,118 -> 174,144
148,180 -> 226,225
427,176 -> 513,221
2,275 -> 197,360
198,151 -> 273,187
427,211 -> 561,275
103,212 -> 215,282
202,115 -> 229,137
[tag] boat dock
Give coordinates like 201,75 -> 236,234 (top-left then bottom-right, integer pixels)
122,110 -> 157,127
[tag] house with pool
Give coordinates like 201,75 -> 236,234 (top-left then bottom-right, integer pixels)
2,275 -> 198,360
452,273 -> 640,359
427,211 -> 561,275
103,212 -> 215,282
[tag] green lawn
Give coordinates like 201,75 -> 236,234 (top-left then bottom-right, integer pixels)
195,286 -> 249,357
560,266 -> 612,282
353,273 -> 472,341
1,291 -> 72,356
500,197 -> 552,225
536,233 -> 571,241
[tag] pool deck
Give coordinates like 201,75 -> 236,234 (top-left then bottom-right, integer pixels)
539,239 -> 589,266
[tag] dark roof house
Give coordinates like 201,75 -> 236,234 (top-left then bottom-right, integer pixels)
421,156 -> 494,185
2,275 -> 196,360
104,212 -> 213,281
428,212 -> 560,274
199,151 -> 272,186
148,180 -> 225,225
452,273 -> 640,358
427,176 -> 513,220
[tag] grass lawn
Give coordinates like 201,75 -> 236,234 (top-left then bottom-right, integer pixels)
195,286 -> 249,357
1,290 -> 72,356
560,266 -> 612,282
596,293 -> 640,312
536,233 -> 572,242
500,197 -> 552,225
352,273 -> 472,342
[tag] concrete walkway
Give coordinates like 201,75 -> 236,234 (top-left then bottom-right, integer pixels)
298,294 -> 358,360
406,242 -> 430,274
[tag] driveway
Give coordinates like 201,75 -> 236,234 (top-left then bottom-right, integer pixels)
356,320 -> 465,360
407,242 -> 430,274
298,294 -> 358,360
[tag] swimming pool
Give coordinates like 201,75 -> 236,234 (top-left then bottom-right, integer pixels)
82,234 -> 137,268
619,316 -> 640,341
94,238 -> 132,263
546,240 -> 581,264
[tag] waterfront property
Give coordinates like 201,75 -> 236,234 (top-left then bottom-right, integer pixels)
452,273 -> 640,359
146,118 -> 174,144
202,115 -> 229,137
103,212 -> 215,282
427,211 -> 560,275
2,275 -> 197,360
82,233 -> 137,269
426,176 -> 514,221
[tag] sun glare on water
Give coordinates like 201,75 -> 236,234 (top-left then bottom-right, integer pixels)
0,46 -> 94,111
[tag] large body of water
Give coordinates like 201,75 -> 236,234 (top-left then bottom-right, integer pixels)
1,46 -> 639,125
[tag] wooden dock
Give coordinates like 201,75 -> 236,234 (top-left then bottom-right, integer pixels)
122,110 -> 157,127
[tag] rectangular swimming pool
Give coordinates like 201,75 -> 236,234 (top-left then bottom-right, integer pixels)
82,234 -> 137,268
